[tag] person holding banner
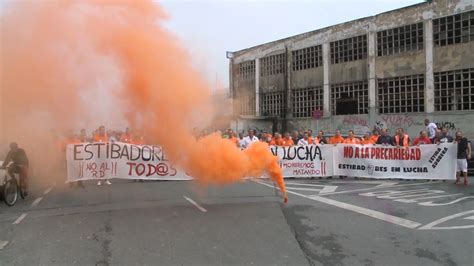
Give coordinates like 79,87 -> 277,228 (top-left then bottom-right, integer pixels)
376,129 -> 394,146
413,131 -> 432,145
297,132 -> 310,146
315,130 -> 327,144
393,128 -> 411,147
329,130 -> 344,145
370,130 -> 380,143
282,133 -> 294,146
343,130 -> 361,144
361,132 -> 375,145
455,131 -> 471,186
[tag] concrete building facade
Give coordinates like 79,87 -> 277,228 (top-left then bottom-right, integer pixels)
228,0 -> 474,138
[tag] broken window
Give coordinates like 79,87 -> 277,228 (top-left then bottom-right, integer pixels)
236,93 -> 256,116
433,11 -> 474,46
434,68 -> 474,111
292,45 -> 323,71
260,92 -> 285,117
331,81 -> 368,115
260,53 -> 286,77
292,87 -> 323,118
377,75 -> 425,114
237,60 -> 255,80
377,22 -> 423,56
330,35 -> 367,64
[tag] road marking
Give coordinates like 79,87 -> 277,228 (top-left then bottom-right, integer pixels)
31,197 -> 43,207
464,215 -> 474,221
317,181 -> 441,196
419,210 -> 474,230
12,213 -> 27,225
255,180 -> 422,229
43,187 -> 53,195
285,183 -> 338,194
183,196 -> 207,213
0,240 -> 8,250
394,193 -> 464,203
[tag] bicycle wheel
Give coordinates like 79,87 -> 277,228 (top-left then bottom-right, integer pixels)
4,178 -> 18,206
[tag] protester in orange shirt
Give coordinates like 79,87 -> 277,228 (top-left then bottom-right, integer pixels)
120,127 -> 132,143
360,131 -> 376,145
393,128 -> 410,147
344,130 -> 361,144
329,130 -> 345,145
283,133 -> 294,146
229,132 -> 240,147
307,129 -> 314,144
370,130 -> 380,143
274,133 -> 285,146
93,126 -> 108,143
314,130 -> 327,144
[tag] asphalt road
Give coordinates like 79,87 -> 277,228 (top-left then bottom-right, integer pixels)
0,177 -> 473,266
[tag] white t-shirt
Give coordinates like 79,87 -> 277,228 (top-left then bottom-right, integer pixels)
241,135 -> 259,148
427,122 -> 437,139
298,138 -> 308,146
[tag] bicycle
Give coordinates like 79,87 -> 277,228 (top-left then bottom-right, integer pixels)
0,162 -> 28,206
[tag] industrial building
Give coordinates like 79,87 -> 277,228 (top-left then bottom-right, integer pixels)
228,0 -> 474,138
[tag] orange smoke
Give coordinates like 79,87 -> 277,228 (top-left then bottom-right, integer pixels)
0,0 -> 286,201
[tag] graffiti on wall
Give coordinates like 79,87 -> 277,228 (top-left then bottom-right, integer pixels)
342,116 -> 369,127
435,122 -> 457,131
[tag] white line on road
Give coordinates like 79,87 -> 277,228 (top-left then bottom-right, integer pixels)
183,196 -> 207,213
31,197 -> 43,207
12,213 -> 27,225
317,181 -> 441,196
255,180 -> 422,229
43,187 -> 53,195
0,240 -> 8,250
418,210 -> 474,230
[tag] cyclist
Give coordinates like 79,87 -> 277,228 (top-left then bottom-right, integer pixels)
1,142 -> 29,196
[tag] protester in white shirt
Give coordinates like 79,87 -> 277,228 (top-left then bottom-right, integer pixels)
298,132 -> 309,146
424,119 -> 437,141
241,130 -> 259,148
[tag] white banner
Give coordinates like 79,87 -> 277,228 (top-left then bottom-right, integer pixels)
332,143 -> 457,180
270,145 -> 333,177
67,142 -> 459,181
66,142 -> 190,182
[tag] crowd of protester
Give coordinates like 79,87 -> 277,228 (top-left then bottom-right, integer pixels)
220,119 -> 471,186
55,118 -> 471,187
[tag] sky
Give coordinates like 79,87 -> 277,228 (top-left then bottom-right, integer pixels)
160,0 -> 424,91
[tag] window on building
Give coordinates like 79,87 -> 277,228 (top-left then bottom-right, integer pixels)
237,93 -> 256,116
433,11 -> 474,46
377,75 -> 425,114
292,45 -> 323,71
237,60 -> 255,80
330,35 -> 367,64
331,81 -> 368,115
260,53 -> 286,77
260,92 -> 285,117
292,87 -> 323,118
377,22 -> 424,56
434,68 -> 474,111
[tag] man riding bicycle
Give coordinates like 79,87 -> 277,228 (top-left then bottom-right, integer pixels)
1,142 -> 29,196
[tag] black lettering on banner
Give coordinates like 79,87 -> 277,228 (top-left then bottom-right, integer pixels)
111,143 -> 121,159
84,144 -> 94,160
270,147 -> 278,157
120,145 -> 129,159
94,143 -> 105,159
282,146 -> 323,161
73,144 -> 84,160
142,146 -> 152,161
130,145 -> 141,161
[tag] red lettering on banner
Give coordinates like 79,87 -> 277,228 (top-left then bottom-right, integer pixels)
355,147 -> 360,158
127,162 -> 136,175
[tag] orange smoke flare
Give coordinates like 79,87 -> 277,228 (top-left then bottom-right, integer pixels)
0,0 -> 287,201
